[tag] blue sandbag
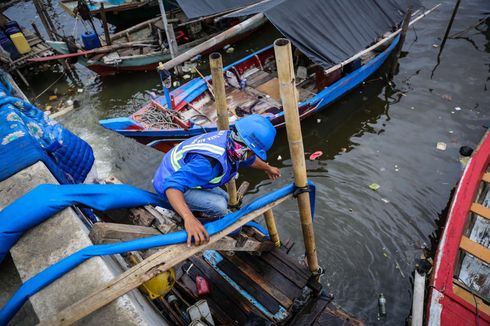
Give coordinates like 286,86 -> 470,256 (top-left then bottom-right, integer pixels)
0,184 -> 169,263
0,181 -> 315,324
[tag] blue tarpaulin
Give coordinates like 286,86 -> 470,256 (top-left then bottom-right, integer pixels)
0,93 -> 94,184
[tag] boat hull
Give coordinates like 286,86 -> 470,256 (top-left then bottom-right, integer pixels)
426,131 -> 490,326
101,35 -> 400,152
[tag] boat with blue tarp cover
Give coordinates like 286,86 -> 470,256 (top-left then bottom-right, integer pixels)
100,0 -> 424,152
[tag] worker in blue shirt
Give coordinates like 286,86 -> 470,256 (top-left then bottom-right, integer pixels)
153,115 -> 280,247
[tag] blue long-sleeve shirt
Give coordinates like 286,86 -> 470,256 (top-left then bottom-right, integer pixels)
156,153 -> 256,197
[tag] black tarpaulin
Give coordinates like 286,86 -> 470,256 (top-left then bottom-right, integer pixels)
176,0 -> 420,68
175,0 -> 259,19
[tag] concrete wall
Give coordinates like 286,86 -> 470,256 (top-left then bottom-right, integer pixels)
0,162 -> 168,325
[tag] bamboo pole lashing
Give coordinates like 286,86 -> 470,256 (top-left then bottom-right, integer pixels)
274,38 -> 319,274
209,52 -> 238,208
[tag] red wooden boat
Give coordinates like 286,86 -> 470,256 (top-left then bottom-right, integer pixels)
426,130 -> 490,325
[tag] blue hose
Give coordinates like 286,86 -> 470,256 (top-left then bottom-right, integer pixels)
0,181 -> 315,324
0,184 -> 169,263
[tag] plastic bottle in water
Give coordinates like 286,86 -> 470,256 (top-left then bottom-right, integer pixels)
378,293 -> 387,318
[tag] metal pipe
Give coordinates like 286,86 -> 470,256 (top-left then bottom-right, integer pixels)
274,38 -> 319,274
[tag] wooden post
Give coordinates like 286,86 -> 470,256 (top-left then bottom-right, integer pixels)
100,3 -> 111,46
32,0 -> 56,40
157,0 -> 181,74
274,38 -> 319,274
264,210 -> 280,247
439,0 -> 461,54
390,7 -> 412,76
209,52 -> 238,208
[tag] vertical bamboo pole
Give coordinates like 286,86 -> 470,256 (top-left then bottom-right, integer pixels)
390,7 -> 412,76
264,210 -> 280,247
274,38 -> 319,274
32,0 -> 56,40
157,0 -> 181,74
100,3 -> 111,46
209,52 -> 238,208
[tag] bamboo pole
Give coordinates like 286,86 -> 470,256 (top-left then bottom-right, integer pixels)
209,52 -> 238,208
264,210 -> 280,247
157,0 -> 181,74
32,0 -> 56,40
163,13 -> 266,71
274,38 -> 319,274
100,3 -> 111,46
390,7 -> 412,76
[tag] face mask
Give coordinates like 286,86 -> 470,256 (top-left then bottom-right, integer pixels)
227,131 -> 251,162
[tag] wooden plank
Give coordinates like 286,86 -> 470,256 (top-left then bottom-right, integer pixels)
287,292 -> 331,325
257,251 -> 309,288
482,172 -> 490,183
270,247 -> 311,279
235,252 -> 303,300
89,223 -> 160,244
40,193 -> 293,325
223,254 -> 293,307
90,222 -> 274,252
460,236 -> 490,263
471,203 -> 490,220
215,255 -> 281,313
452,282 -> 490,316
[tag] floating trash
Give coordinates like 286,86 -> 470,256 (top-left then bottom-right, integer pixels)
309,151 -> 323,160
381,198 -> 390,204
369,183 -> 380,191
77,88 -> 84,93
436,142 -> 447,151
183,74 -> 191,80
317,118 -> 321,123
48,95 -> 58,101
226,47 -> 235,54
454,106 -> 461,111
277,155 -> 282,161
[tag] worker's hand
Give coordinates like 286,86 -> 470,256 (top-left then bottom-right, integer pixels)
266,166 -> 281,180
183,215 -> 210,247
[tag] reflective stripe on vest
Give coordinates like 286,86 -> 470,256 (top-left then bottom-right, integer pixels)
171,143 -> 227,185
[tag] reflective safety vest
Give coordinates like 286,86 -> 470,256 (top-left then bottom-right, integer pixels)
153,130 -> 237,193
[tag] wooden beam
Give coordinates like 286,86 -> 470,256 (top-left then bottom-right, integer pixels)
470,203 -> 490,220
89,222 -> 273,252
89,223 -> 160,244
460,236 -> 490,263
452,281 -> 490,316
39,194 -> 292,325
482,172 -> 490,183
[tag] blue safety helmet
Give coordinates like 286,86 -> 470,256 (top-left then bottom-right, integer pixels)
234,114 -> 276,160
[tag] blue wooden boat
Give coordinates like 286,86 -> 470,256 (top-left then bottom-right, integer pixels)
100,35 -> 400,152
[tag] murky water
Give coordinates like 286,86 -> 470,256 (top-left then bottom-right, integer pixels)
5,0 -> 490,324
